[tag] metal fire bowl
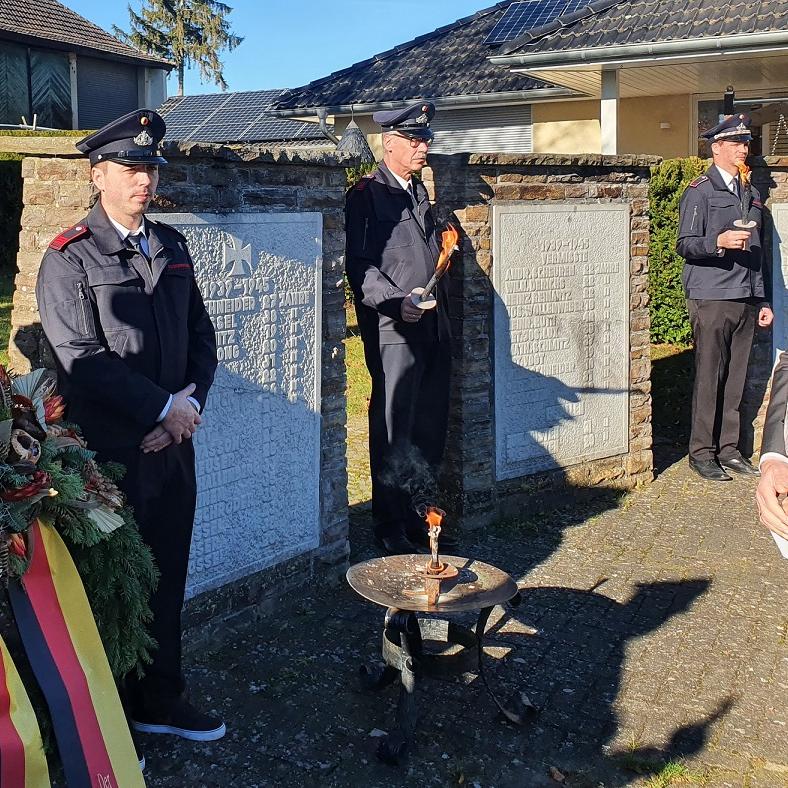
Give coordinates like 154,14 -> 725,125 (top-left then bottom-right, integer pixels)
347,554 -> 518,613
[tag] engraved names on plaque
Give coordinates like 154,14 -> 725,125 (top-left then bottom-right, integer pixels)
492,203 -> 629,481
159,212 -> 322,597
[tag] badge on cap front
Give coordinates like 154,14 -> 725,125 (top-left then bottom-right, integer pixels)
134,130 -> 153,146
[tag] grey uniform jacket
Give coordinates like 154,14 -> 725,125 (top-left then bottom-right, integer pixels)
677,165 -> 768,301
762,351 -> 788,457
345,163 -> 451,345
36,202 -> 217,452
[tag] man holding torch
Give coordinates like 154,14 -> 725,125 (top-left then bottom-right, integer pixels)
677,112 -> 773,481
345,102 -> 458,555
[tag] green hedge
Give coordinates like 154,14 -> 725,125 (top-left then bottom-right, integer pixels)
648,157 -> 709,345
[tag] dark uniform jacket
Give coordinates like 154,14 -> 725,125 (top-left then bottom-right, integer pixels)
761,350 -> 788,457
677,165 -> 768,301
36,202 -> 217,452
345,163 -> 451,345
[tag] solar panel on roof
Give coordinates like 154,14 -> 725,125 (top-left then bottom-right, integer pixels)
484,0 -> 589,45
158,89 -> 327,144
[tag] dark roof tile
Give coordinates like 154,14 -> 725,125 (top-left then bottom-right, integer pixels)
501,0 -> 788,56
0,0 -> 171,66
276,2 -> 550,111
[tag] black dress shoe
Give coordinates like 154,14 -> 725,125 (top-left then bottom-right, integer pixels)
719,455 -> 760,477
688,457 -> 732,481
406,528 -> 460,552
374,534 -> 425,555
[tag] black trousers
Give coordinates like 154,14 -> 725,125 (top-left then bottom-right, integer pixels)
365,340 -> 452,538
99,440 -> 197,713
687,299 -> 757,462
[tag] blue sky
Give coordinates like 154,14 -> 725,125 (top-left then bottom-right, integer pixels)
66,0 -> 487,96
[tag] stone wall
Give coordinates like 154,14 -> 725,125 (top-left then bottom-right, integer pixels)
424,153 -> 658,529
9,142 -> 352,638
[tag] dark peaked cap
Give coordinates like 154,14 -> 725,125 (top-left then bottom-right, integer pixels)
373,102 -> 435,139
77,108 -> 168,166
701,113 -> 753,143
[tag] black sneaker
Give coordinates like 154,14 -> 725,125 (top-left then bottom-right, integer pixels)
132,698 -> 226,742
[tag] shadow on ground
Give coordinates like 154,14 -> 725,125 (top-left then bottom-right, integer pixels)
651,344 -> 693,475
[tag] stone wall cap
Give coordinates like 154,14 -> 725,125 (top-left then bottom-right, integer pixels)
163,141 -> 362,168
0,136 -> 82,157
428,152 -> 662,167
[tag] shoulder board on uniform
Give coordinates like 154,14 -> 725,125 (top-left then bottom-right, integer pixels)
688,175 -> 709,188
753,199 -> 763,208
49,223 -> 90,251
150,219 -> 187,242
350,175 -> 375,193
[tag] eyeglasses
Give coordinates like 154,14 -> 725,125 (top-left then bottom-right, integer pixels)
392,133 -> 433,148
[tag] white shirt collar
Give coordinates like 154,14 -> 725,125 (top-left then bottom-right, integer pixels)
390,170 -> 413,192
107,213 -> 146,241
715,165 -> 738,189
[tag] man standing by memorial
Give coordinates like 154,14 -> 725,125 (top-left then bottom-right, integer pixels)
36,109 -> 224,741
345,102 -> 457,555
677,113 -> 773,481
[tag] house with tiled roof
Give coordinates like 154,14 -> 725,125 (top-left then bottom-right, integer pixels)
275,0 -> 788,158
0,0 -> 172,131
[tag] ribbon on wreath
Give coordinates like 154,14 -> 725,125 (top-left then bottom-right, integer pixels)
8,519 -> 143,788
0,634 -> 50,787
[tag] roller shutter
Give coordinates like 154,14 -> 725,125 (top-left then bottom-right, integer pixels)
77,56 -> 138,129
429,104 -> 532,154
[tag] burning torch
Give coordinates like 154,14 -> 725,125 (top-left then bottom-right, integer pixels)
410,223 -> 459,310
734,162 -> 756,250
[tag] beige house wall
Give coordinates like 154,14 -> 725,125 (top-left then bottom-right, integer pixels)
619,94 -> 692,158
335,94 -> 692,160
532,99 -> 600,153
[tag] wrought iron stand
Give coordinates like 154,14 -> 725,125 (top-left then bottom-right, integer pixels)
347,554 -> 523,764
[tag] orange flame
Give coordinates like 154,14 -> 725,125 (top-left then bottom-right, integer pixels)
736,161 -> 751,186
435,224 -> 459,274
424,506 -> 444,529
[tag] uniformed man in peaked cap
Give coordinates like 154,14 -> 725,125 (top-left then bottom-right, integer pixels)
345,102 -> 458,555
677,112 -> 772,481
36,109 -> 223,747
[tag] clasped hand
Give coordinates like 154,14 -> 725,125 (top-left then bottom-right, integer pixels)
140,383 -> 201,453
755,459 -> 788,541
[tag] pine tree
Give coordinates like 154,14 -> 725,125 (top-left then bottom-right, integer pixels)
114,0 -> 243,95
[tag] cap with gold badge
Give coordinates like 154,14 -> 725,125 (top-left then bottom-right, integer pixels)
372,102 -> 436,141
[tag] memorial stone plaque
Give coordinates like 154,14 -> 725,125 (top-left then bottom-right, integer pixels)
771,203 -> 788,355
492,203 -> 629,481
159,212 -> 322,596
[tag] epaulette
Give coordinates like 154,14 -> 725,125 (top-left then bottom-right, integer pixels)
49,223 -> 90,251
350,175 -> 374,193
753,199 -> 763,208
150,219 -> 187,242
688,175 -> 709,188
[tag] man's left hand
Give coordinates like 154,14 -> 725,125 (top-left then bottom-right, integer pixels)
140,424 -> 173,454
758,306 -> 774,327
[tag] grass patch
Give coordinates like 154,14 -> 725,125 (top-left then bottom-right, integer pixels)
644,760 -> 709,787
345,305 -> 370,420
0,272 -> 14,367
617,755 -> 709,786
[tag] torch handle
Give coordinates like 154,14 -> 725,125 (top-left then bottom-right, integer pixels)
419,272 -> 441,301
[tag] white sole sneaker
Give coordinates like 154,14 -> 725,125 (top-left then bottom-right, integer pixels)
132,720 -> 226,742
139,755 -> 145,770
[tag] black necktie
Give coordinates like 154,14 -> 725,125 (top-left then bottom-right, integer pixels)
732,176 -> 740,197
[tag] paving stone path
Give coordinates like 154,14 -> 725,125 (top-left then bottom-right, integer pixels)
141,454 -> 786,788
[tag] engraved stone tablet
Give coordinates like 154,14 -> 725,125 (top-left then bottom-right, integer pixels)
771,203 -> 788,355
492,203 -> 629,480
159,213 -> 322,596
